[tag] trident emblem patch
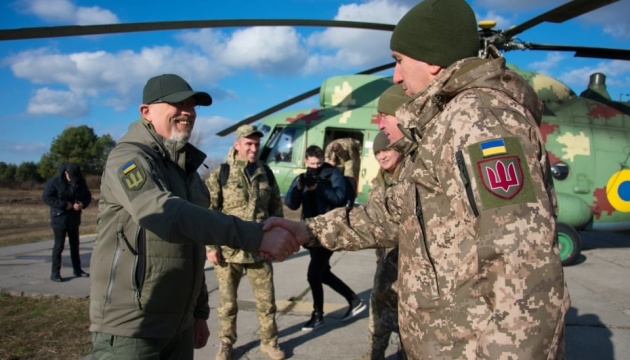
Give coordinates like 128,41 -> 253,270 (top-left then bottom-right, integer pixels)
120,160 -> 146,191
477,155 -> 524,199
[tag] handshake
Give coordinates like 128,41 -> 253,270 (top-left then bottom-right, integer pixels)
258,217 -> 310,261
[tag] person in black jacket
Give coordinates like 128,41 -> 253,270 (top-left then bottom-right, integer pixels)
42,162 -> 92,282
284,145 -> 366,331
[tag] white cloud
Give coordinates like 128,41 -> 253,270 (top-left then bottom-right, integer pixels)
218,27 -> 308,74
529,52 -> 566,74
304,0 -> 408,72
18,0 -> 119,25
27,88 -> 89,117
7,45 -> 229,112
558,60 -> 630,90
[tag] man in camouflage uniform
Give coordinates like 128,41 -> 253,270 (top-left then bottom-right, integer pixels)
363,85 -> 409,360
324,137 -> 361,179
265,0 -> 570,359
206,124 -> 285,360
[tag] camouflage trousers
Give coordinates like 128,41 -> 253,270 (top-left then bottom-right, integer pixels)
366,247 -> 407,360
214,260 -> 279,346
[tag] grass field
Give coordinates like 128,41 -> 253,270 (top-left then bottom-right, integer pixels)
0,186 -> 97,359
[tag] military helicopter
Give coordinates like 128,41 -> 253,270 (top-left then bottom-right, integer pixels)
2,0 -> 629,266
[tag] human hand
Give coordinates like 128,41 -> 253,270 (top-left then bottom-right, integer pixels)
258,222 -> 301,261
206,250 -> 222,266
296,174 -> 304,190
193,318 -> 210,349
263,217 -> 309,248
73,202 -> 83,211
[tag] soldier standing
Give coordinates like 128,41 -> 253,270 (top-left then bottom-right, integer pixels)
206,125 -> 285,360
324,137 -> 361,179
265,0 -> 570,358
363,85 -> 409,360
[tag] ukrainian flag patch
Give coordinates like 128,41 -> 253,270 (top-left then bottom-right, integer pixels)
480,138 -> 507,157
121,161 -> 137,174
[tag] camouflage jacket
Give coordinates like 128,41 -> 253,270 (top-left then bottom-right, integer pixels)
324,138 -> 361,178
205,148 -> 283,263
91,119 -> 265,339
308,51 -> 570,359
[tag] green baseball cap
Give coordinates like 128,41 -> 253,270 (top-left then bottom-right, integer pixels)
236,124 -> 264,139
142,74 -> 212,106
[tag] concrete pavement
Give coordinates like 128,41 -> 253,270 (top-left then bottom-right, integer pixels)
1,231 -> 629,359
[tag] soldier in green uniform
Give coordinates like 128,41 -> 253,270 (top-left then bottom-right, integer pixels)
362,85 -> 409,360
205,125 -> 285,360
90,74 -> 300,360
264,0 -> 570,358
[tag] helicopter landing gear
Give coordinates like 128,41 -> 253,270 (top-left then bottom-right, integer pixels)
557,222 -> 581,266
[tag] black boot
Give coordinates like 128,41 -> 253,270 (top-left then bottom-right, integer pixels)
301,311 -> 324,331
50,273 -> 63,282
74,270 -> 89,277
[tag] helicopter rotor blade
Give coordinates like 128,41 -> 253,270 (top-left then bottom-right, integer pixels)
0,19 -> 395,41
503,0 -> 618,39
526,43 -> 630,61
215,62 -> 395,136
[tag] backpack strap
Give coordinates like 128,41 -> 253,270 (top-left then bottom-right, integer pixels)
219,163 -> 230,187
262,164 -> 276,188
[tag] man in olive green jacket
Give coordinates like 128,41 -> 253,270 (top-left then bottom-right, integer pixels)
90,74 -> 299,360
206,125 -> 285,360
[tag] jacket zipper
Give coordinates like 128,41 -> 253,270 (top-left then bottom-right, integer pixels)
456,150 -> 479,217
415,188 -> 440,299
133,227 -> 146,310
105,233 -> 124,304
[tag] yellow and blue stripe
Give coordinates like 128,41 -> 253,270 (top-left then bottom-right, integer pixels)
121,161 -> 137,175
480,138 -> 507,157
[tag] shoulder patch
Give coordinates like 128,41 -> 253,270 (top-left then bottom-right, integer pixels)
120,160 -> 146,191
468,137 -> 536,209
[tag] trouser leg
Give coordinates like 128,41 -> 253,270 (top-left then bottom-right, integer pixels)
51,228 -> 67,274
215,262 -> 243,345
246,261 -> 279,345
67,227 -> 82,272
317,248 -> 355,301
306,247 -> 327,312
91,327 -> 193,360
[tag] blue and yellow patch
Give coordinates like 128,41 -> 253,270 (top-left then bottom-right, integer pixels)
467,137 -> 536,209
120,160 -> 146,191
479,138 -> 507,157
121,161 -> 137,174
606,169 -> 630,212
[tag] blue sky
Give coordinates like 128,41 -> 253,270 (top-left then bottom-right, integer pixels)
1,0 -> 629,166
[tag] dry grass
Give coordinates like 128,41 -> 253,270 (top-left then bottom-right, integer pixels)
0,188 -> 99,248
0,293 -> 91,360
0,186 -> 96,359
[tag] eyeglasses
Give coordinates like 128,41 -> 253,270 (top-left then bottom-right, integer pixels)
150,98 -> 198,110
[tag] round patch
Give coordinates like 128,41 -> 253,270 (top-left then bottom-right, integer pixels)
606,169 -> 630,212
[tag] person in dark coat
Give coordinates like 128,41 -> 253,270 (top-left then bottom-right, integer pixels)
42,162 -> 92,282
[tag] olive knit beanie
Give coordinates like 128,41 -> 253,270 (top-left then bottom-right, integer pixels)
373,131 -> 390,155
390,0 -> 479,67
377,84 -> 407,116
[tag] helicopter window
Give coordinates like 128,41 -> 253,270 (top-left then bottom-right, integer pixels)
551,161 -> 569,181
263,126 -> 297,163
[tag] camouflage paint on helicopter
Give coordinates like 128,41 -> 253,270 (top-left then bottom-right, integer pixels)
258,69 -> 630,266
258,75 -> 394,204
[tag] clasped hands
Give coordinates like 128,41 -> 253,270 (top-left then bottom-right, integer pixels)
258,217 -> 309,261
